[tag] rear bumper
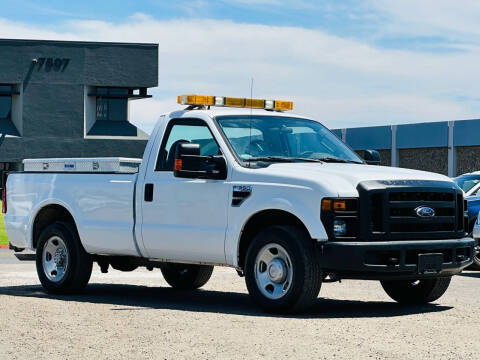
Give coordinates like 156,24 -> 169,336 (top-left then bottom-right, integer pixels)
318,237 -> 475,280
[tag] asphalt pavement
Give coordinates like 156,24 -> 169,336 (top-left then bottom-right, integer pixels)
1,248 -> 479,360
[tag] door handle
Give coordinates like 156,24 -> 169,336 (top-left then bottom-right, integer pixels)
144,183 -> 154,202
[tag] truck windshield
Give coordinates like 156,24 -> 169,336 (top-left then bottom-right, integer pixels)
454,175 -> 480,193
216,115 -> 363,164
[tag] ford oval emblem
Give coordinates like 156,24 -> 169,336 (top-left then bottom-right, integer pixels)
415,206 -> 435,218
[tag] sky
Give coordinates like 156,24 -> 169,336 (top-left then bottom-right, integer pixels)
1,0 -> 480,134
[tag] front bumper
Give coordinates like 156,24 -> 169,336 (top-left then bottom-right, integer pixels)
318,237 -> 475,280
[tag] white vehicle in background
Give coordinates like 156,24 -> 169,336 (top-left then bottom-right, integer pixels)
3,94 -> 475,313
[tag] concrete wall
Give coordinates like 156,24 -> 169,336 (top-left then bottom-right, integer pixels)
456,146 -> 480,175
341,125 -> 392,166
333,119 -> 480,176
0,39 -> 158,164
377,149 -> 392,167
399,147 -> 448,175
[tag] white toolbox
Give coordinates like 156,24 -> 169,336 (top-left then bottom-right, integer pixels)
23,157 -> 142,173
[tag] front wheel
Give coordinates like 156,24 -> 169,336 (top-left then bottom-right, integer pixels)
380,277 -> 451,304
161,263 -> 213,290
244,225 -> 322,314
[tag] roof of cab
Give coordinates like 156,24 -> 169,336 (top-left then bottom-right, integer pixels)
167,106 -> 310,120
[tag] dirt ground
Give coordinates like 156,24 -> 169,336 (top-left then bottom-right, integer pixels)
0,249 -> 479,360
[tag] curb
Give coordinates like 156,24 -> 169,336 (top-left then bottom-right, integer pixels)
0,245 -> 9,249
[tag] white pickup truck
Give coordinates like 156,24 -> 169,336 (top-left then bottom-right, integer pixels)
4,94 -> 475,313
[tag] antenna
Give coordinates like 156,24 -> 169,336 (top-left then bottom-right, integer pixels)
250,77 -> 254,103
248,77 -> 254,166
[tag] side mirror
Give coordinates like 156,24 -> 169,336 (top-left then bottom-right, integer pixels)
173,143 -> 227,180
358,149 -> 381,165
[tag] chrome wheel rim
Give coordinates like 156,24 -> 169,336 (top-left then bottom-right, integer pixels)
42,236 -> 69,283
254,243 -> 293,300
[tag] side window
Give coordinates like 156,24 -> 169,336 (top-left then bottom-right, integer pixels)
156,121 -> 220,171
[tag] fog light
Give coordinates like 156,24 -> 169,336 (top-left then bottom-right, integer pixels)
333,220 -> 347,237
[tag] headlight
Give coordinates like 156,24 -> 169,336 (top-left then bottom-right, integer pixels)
321,198 -> 359,240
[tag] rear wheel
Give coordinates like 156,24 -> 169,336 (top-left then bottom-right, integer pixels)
36,222 -> 93,293
161,263 -> 213,290
244,225 -> 322,314
380,277 -> 451,304
470,249 -> 480,270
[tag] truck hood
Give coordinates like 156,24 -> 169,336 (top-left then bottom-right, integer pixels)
255,163 -> 453,197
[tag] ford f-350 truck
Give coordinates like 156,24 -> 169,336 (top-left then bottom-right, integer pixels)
4,94 -> 475,313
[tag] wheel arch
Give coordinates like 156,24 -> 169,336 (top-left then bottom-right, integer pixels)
237,209 -> 312,270
31,203 -> 79,250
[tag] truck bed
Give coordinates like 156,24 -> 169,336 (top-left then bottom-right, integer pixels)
5,171 -> 140,256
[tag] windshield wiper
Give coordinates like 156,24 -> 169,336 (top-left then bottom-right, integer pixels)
244,156 -> 322,163
291,157 -> 324,163
243,156 -> 361,164
315,157 -> 363,164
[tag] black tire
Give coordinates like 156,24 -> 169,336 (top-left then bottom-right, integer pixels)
467,219 -> 480,270
36,222 -> 93,293
244,225 -> 322,314
380,277 -> 451,304
161,263 -> 213,290
469,251 -> 480,270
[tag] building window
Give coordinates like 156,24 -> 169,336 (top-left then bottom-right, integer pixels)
0,84 -> 20,136
85,86 -> 151,138
95,88 -> 128,122
0,85 -> 12,121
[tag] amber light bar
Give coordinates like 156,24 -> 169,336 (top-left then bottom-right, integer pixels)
177,94 -> 293,111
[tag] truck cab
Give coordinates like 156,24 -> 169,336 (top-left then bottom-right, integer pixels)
4,94 -> 475,313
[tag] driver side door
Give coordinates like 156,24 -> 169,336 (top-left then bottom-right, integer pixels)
141,118 -> 229,264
